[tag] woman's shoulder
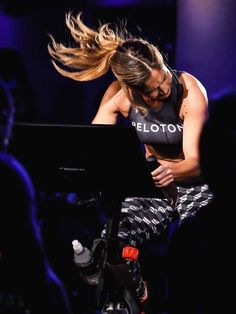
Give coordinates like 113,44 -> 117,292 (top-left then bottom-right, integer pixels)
178,71 -> 203,86
106,80 -> 122,94
100,80 -> 121,105
177,71 -> 207,97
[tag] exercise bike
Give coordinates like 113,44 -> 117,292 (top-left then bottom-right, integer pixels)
73,156 -> 177,314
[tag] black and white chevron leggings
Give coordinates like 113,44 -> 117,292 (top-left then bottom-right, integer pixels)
101,183 -> 213,246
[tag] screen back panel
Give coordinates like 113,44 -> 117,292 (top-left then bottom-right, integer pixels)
9,123 -> 161,198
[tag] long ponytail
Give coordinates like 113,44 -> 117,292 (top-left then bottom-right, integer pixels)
48,12 -> 126,81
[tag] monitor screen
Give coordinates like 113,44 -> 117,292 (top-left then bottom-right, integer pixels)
9,123 -> 161,198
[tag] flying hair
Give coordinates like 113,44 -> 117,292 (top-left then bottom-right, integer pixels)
48,12 -> 131,81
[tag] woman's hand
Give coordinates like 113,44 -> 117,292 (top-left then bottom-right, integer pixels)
151,164 -> 174,188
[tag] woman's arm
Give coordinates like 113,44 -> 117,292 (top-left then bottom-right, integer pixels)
92,80 -> 130,124
151,72 -> 209,186
170,72 -> 209,181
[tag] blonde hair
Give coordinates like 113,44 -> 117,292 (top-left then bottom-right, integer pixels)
48,12 -> 163,86
48,12 -> 126,81
48,11 -> 165,88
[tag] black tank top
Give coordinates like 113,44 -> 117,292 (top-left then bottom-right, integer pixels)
128,70 -> 184,158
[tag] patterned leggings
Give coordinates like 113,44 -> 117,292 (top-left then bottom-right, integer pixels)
102,183 -> 213,246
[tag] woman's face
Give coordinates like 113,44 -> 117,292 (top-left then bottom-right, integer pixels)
141,66 -> 172,102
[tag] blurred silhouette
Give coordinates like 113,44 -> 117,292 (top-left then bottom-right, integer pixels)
201,89 -> 236,197
0,80 -> 15,151
0,48 -> 38,122
0,82 -> 73,314
167,89 -> 236,313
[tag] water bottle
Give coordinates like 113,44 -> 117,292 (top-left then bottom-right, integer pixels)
72,239 -> 100,285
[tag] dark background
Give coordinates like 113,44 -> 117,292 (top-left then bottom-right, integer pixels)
1,1 -> 236,313
1,0 -> 235,125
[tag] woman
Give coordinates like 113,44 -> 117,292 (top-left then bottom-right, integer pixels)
48,11 -> 213,306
